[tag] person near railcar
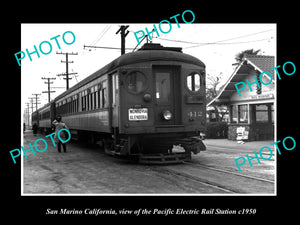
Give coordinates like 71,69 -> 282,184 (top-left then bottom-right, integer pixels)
32,123 -> 38,136
52,115 -> 69,153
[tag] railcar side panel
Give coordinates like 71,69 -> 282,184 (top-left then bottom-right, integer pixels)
62,110 -> 110,132
55,74 -> 111,133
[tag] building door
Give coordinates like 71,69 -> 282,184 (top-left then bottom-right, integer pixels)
153,66 -> 181,125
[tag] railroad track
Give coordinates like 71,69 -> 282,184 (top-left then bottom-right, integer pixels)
183,162 -> 275,184
205,145 -> 274,159
152,166 -> 236,194
151,161 -> 275,194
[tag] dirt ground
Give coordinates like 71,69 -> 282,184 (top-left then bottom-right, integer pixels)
22,130 -> 275,195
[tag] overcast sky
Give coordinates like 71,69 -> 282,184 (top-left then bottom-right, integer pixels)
21,23 -> 276,114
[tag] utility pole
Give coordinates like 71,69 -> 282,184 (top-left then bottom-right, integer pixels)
42,77 -> 56,103
116,25 -> 129,55
28,97 -> 34,113
56,52 -> 78,90
32,93 -> 41,111
25,102 -> 30,126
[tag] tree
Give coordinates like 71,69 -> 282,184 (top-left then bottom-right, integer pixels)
232,49 -> 261,66
206,73 -> 222,103
206,73 -> 223,122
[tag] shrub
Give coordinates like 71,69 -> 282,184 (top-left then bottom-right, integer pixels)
206,122 -> 228,138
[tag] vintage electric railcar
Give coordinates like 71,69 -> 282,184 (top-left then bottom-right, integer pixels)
32,43 -> 206,163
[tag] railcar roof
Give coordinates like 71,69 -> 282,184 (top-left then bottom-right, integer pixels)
54,45 -> 205,101
32,100 -> 53,114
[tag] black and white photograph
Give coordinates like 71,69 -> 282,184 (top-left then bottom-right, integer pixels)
20,23 -> 277,195
4,5 -> 298,220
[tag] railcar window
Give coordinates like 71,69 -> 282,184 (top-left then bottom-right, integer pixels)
82,91 -> 86,111
102,87 -> 108,108
98,89 -> 101,108
75,98 -> 78,112
126,71 -> 147,94
187,73 -> 201,92
88,93 -> 91,110
102,80 -> 108,108
112,73 -> 119,106
155,72 -> 171,103
91,92 -> 94,110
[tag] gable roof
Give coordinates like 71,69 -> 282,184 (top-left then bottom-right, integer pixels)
208,54 -> 275,106
244,54 -> 275,76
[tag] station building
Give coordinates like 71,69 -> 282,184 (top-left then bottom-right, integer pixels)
208,54 -> 275,141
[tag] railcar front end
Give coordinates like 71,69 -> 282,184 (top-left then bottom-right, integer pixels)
109,44 -> 206,163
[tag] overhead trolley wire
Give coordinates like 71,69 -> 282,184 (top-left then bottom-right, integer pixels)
184,29 -> 274,49
91,25 -> 112,46
158,37 -> 273,46
153,29 -> 274,48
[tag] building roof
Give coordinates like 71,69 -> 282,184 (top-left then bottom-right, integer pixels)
244,54 -> 275,76
208,54 -> 275,106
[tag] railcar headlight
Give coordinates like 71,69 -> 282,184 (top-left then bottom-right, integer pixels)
162,110 -> 172,120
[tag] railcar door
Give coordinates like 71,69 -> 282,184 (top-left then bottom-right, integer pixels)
153,66 -> 181,125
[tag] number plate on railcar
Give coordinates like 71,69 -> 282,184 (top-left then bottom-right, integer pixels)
128,108 -> 148,121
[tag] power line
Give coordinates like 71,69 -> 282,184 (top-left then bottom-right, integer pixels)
158,36 -> 273,46
84,45 -> 135,50
82,26 -> 113,56
90,26 -> 107,46
91,25 -> 111,46
184,29 -> 274,49
95,25 -> 111,44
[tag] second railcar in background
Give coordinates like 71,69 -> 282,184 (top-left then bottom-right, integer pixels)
33,43 -> 206,163
31,101 -> 56,134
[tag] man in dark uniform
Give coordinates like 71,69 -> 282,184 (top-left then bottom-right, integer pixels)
52,115 -> 69,153
32,123 -> 38,136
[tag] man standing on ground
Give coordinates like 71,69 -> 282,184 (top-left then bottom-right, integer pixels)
52,115 -> 69,153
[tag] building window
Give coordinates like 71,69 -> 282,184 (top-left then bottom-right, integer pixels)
254,103 -> 274,123
231,104 -> 249,124
271,104 -> 274,123
255,104 -> 268,122
238,104 -> 248,123
231,105 -> 238,123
